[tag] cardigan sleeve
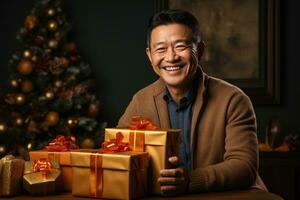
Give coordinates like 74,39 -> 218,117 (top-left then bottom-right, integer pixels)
189,90 -> 259,192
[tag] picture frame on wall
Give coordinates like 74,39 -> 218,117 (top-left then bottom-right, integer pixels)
154,0 -> 280,105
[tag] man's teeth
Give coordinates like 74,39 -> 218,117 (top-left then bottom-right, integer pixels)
164,66 -> 181,71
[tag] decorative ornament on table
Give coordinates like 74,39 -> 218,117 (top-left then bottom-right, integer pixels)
15,93 -> 26,105
46,7 -> 56,17
0,122 -> 7,133
23,49 -> 32,59
45,111 -> 59,126
24,15 -> 38,31
81,137 -> 95,149
47,20 -> 58,31
21,79 -> 33,93
48,39 -> 58,49
17,59 -> 33,75
67,116 -> 79,129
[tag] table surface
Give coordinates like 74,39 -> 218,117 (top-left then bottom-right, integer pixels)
1,189 -> 284,200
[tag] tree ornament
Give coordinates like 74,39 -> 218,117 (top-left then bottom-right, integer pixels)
17,59 -> 33,75
69,55 -> 78,63
0,145 -> 6,154
24,15 -> 38,30
34,35 -> 44,45
0,122 -> 7,133
88,103 -> 99,118
27,142 -> 33,150
45,91 -> 54,100
23,49 -> 32,59
11,79 -> 19,88
31,55 -> 37,62
49,57 -> 69,75
21,79 -> 33,93
45,111 -> 59,126
54,32 -> 61,40
54,80 -> 63,88
48,39 -> 58,49
67,117 -> 79,128
63,42 -> 77,54
16,117 -> 24,126
5,94 -> 16,105
46,8 -> 56,17
15,93 -> 26,105
81,137 -> 95,149
47,20 -> 58,31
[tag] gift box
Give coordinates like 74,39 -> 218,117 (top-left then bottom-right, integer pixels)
0,155 -> 24,196
29,151 -> 72,191
71,150 -> 148,200
23,159 -> 62,195
29,135 -> 78,191
105,128 -> 180,194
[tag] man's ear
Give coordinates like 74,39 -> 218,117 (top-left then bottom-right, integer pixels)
146,47 -> 152,63
197,41 -> 205,60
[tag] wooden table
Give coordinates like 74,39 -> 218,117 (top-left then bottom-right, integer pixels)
3,189 -> 284,200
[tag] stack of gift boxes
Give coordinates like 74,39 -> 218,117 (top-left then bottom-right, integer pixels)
0,118 -> 180,199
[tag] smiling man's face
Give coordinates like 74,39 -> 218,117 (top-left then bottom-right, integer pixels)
146,23 -> 200,90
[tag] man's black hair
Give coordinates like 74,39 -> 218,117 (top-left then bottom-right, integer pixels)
147,9 -> 201,46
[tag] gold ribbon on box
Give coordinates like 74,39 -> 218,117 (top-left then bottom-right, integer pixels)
89,154 -> 103,198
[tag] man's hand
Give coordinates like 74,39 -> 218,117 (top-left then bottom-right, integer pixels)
158,156 -> 189,196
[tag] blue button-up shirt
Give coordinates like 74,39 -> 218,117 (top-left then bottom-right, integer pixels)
163,83 -> 197,170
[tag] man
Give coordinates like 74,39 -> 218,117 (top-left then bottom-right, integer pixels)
118,9 -> 266,195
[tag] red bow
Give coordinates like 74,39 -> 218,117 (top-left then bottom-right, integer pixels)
33,158 -> 52,175
102,132 -> 129,153
129,116 -> 158,130
44,135 -> 78,151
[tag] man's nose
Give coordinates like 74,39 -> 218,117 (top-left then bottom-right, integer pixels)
165,46 -> 179,62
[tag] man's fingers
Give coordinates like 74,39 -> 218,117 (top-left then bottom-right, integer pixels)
160,168 -> 183,177
158,176 -> 185,185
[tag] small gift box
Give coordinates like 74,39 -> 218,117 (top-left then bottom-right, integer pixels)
29,135 -> 78,191
71,150 -> 149,200
105,117 -> 180,194
23,159 -> 62,195
0,155 -> 24,196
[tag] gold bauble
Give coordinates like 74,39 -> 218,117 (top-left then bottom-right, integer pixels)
21,80 -> 33,93
45,111 -> 59,126
67,117 -> 79,128
45,91 -> 54,100
47,8 -> 56,17
23,49 -> 32,58
48,39 -> 58,49
0,123 -> 7,133
11,79 -> 19,88
15,94 -> 26,105
31,55 -> 37,62
48,20 -> 58,31
54,32 -> 61,40
27,142 -> 33,150
0,145 -> 6,154
24,15 -> 38,30
17,59 -> 33,75
81,138 -> 95,149
54,80 -> 63,88
16,117 -> 23,126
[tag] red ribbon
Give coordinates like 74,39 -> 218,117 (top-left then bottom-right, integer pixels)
129,116 -> 158,130
102,132 -> 130,153
44,135 -> 79,151
33,158 -> 52,175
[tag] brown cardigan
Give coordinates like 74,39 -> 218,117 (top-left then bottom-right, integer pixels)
118,68 -> 267,192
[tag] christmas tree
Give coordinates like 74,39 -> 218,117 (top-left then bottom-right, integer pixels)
0,0 -> 105,159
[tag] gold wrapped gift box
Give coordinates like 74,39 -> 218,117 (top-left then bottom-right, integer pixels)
105,128 -> 180,194
0,155 -> 24,196
71,150 -> 149,200
29,151 -> 73,191
23,160 -> 62,195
